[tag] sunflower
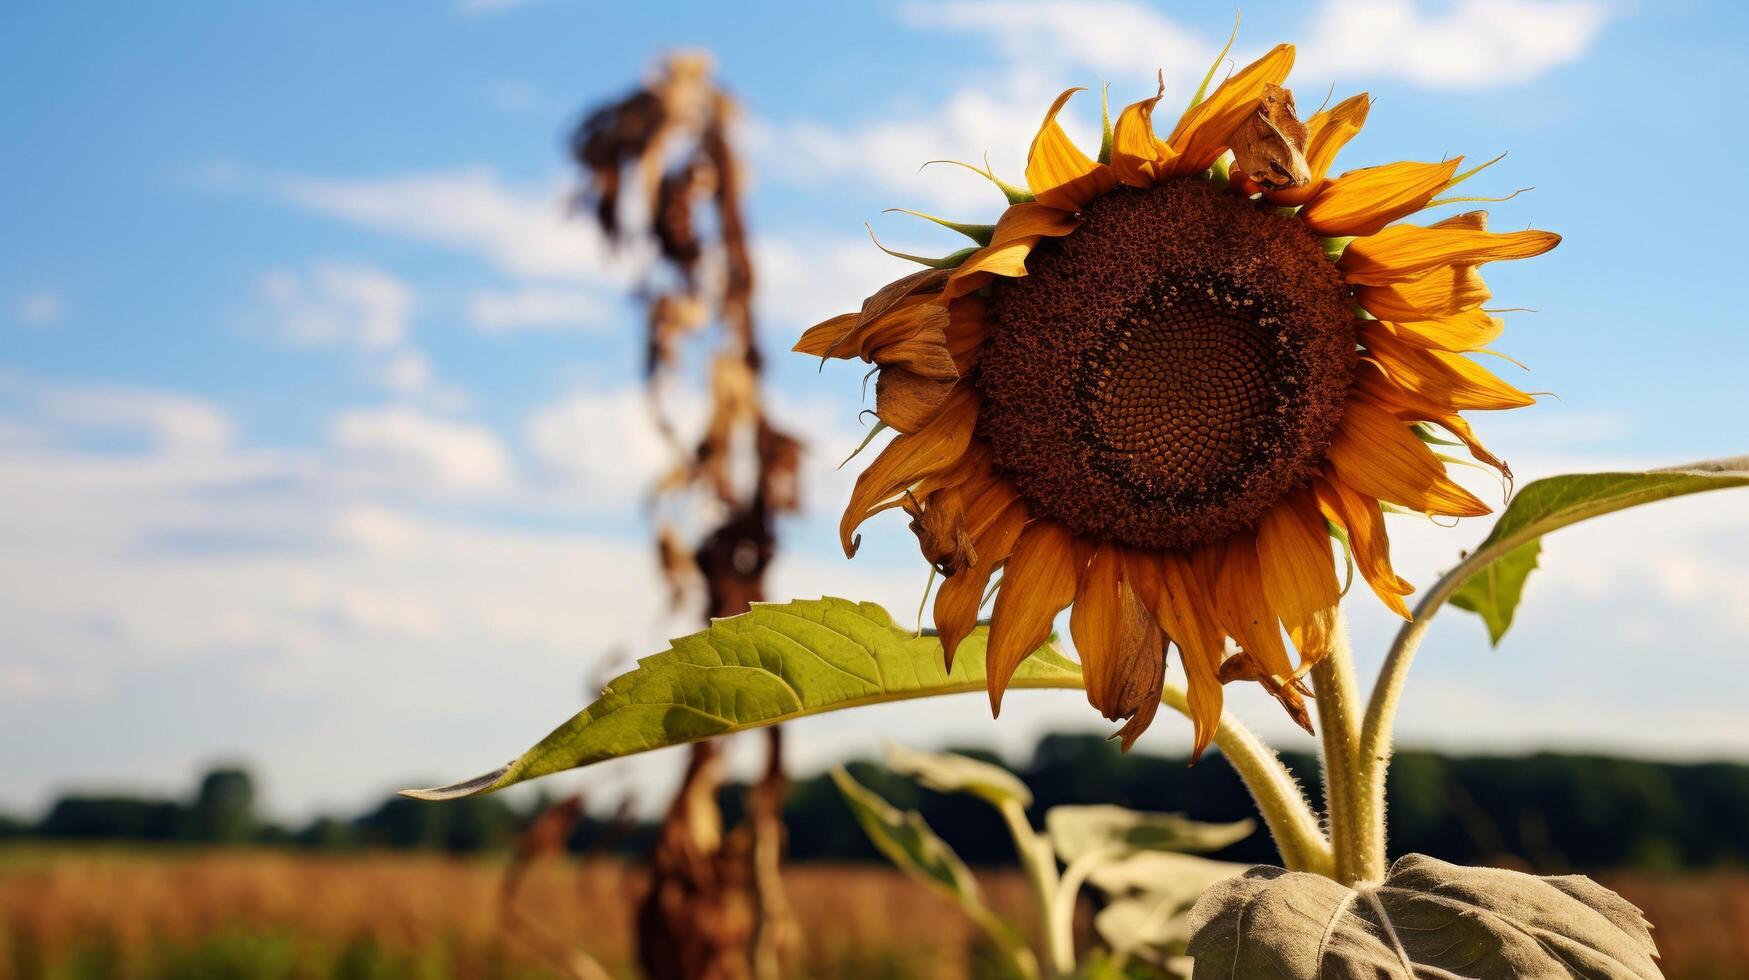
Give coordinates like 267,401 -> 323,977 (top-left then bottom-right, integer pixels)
795,41 -> 1558,758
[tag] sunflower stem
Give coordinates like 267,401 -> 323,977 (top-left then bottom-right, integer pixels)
1354,539 -> 1515,890
1157,684 -> 1333,877
1309,614 -> 1382,884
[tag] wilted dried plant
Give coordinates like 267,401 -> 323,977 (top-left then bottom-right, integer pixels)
569,50 -> 800,980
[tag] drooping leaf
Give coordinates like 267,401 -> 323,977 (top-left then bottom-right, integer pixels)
1448,456 -> 1749,644
403,597 -> 1081,800
830,767 -> 1039,979
1046,804 -> 1255,864
1087,852 -> 1250,960
1450,539 -> 1539,643
1186,853 -> 1663,979
884,743 -> 1033,810
829,767 -> 989,910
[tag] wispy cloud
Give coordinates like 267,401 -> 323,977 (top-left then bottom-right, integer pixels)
275,167 -> 633,284
468,287 -> 610,334
329,405 -> 515,496
759,0 -> 1614,201
1298,0 -> 1613,89
256,263 -> 412,351
10,290 -> 66,327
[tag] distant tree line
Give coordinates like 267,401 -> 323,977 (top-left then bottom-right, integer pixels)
4,735 -> 1747,873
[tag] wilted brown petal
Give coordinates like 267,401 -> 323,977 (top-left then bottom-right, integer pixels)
904,487 -> 979,577
1104,581 -> 1168,750
875,368 -> 957,433
1231,83 -> 1311,191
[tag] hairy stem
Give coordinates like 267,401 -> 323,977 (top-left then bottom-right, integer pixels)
1156,685 -> 1334,877
1354,560 -> 1477,890
1309,615 -> 1380,884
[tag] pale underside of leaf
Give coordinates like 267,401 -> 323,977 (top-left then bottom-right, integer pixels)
403,597 -> 1081,800
1186,853 -> 1663,979
1047,804 -> 1255,863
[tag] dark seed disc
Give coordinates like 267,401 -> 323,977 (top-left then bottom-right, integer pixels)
978,179 -> 1355,551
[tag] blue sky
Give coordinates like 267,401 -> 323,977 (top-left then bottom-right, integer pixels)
4,0 -> 1748,820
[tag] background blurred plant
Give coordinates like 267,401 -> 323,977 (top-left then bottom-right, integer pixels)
560,50 -> 803,980
833,745 -> 1253,979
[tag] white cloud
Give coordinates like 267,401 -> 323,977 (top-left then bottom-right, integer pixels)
329,405 -> 514,495
276,167 -> 631,284
1,377 -> 234,453
374,349 -> 434,395
249,261 -> 459,399
899,0 -> 1205,81
11,291 -> 65,327
1298,0 -> 1612,89
256,263 -> 412,351
523,387 -> 678,509
759,0 -> 1612,201
468,287 -> 609,333
755,235 -> 922,330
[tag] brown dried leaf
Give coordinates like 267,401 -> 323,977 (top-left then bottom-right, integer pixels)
1232,83 -> 1311,191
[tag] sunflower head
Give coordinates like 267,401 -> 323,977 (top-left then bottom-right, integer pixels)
796,40 -> 1559,758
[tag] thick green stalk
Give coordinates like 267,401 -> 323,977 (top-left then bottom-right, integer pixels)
1309,615 -> 1382,884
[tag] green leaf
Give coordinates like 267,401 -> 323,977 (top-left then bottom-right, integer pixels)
830,766 -> 988,910
403,597 -> 1081,800
884,743 -> 1033,810
1046,805 -> 1255,864
1186,853 -> 1662,979
831,767 -> 1039,979
1450,539 -> 1539,643
1448,456 -> 1749,644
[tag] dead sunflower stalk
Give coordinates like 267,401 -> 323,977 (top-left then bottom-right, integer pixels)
570,51 -> 801,980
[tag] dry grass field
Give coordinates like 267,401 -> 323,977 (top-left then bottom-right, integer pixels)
1,848 -> 1745,979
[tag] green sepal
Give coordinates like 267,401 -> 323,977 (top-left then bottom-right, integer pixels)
885,208 -> 995,246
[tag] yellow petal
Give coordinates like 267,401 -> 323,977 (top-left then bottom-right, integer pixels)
1300,158 -> 1463,237
1026,88 -> 1118,211
1341,222 -> 1561,286
1120,549 -> 1225,759
1166,43 -> 1295,175
986,521 -> 1085,713
1256,490 -> 1340,668
1314,474 -> 1413,620
1110,86 -> 1177,187
1361,320 -> 1534,412
1355,264 -> 1492,321
1070,545 -> 1126,713
794,311 -> 860,358
1388,308 -> 1503,352
941,202 -> 1079,301
1206,538 -> 1314,734
1355,361 -> 1510,476
1157,551 -> 1227,761
934,486 -> 1030,668
839,384 -> 979,555
1266,92 -> 1370,207
1326,395 -> 1491,517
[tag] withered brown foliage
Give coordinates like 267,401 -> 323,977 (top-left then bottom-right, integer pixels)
567,51 -> 801,980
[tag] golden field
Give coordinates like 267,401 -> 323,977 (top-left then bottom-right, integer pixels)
2,848 -> 1746,979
